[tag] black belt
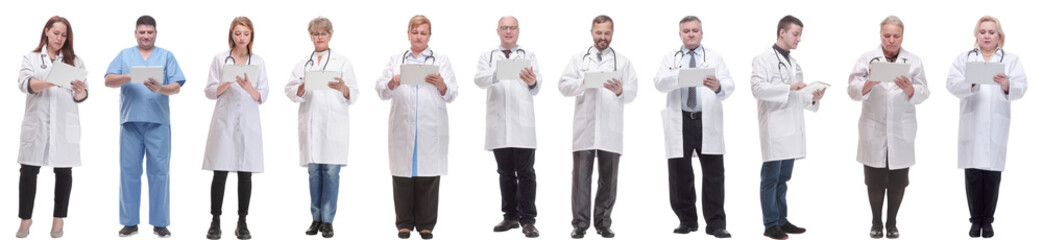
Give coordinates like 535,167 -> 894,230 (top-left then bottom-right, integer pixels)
682,111 -> 702,120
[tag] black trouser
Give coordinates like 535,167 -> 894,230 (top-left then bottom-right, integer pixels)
492,148 -> 537,225
393,176 -> 440,231
668,111 -> 726,231
571,149 -> 620,230
211,171 -> 252,218
965,168 -> 1002,225
19,164 -> 72,219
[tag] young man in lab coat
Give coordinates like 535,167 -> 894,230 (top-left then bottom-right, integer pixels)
103,15 -> 185,238
558,15 -> 638,239
474,15 -> 542,238
750,15 -> 823,240
652,15 -> 734,239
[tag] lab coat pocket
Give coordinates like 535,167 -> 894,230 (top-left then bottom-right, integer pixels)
958,113 -> 975,142
901,117 -> 918,142
767,110 -> 795,139
327,113 -> 351,143
661,109 -> 682,156
65,112 -> 81,145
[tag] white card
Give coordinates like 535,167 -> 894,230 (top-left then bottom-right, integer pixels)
305,71 -> 340,91
131,66 -> 164,84
678,68 -> 715,88
495,59 -> 531,80
868,62 -> 910,82
221,64 -> 259,83
965,62 -> 1004,85
400,64 -> 440,85
45,62 -> 87,88
799,81 -> 831,95
583,71 -> 620,89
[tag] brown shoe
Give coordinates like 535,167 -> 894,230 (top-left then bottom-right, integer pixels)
522,224 -> 539,238
493,220 -> 520,232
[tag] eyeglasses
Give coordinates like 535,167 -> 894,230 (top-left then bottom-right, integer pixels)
310,32 -> 330,38
498,26 -> 519,31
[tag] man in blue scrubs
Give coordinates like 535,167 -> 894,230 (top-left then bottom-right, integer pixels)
103,15 -> 185,238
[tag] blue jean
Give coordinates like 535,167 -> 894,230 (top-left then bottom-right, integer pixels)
308,164 -> 341,223
119,122 -> 171,227
760,159 -> 794,229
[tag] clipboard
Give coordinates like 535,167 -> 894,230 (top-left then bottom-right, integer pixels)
221,64 -> 259,83
495,59 -> 531,80
131,66 -> 164,84
678,68 -> 715,88
868,62 -> 910,82
305,71 -> 340,91
965,62 -> 1004,85
799,81 -> 831,95
401,64 -> 440,85
583,71 -> 619,89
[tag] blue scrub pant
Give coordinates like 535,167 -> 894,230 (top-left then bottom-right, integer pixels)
119,122 -> 171,227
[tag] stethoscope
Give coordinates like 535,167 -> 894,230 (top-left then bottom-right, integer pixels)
402,49 -> 436,64
305,49 -> 332,71
224,52 -> 252,65
869,56 -> 908,64
39,54 -> 61,69
581,46 -> 617,71
488,48 -> 527,67
671,46 -> 706,69
967,48 -> 1005,63
772,48 -> 792,82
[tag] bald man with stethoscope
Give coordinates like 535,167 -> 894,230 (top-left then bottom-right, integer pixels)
652,15 -> 734,239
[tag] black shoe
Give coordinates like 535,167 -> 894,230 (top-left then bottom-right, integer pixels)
981,223 -> 994,238
397,229 -> 411,239
235,220 -> 251,239
780,222 -> 806,234
522,224 -> 539,238
319,222 -> 333,238
673,224 -> 698,234
419,231 -> 433,239
708,228 -> 732,238
571,227 -> 586,239
885,226 -> 899,239
869,225 -> 883,239
118,225 -> 138,237
305,221 -> 321,236
595,228 -> 614,238
764,226 -> 788,240
493,220 -> 520,232
153,227 -> 171,238
969,223 -> 982,238
206,219 -> 221,239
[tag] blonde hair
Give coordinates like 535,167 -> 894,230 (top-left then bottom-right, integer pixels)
974,15 -> 1005,48
308,17 -> 333,34
408,15 -> 431,33
880,15 -> 904,32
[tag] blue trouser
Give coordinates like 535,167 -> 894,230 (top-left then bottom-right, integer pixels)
119,122 -> 171,227
760,159 -> 794,229
308,163 -> 341,223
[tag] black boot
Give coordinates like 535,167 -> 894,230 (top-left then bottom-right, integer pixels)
206,218 -> 221,239
235,219 -> 252,239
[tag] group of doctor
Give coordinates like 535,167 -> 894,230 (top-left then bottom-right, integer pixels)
13,12 -> 1025,240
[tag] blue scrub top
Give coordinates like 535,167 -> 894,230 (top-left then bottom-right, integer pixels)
106,47 -> 186,125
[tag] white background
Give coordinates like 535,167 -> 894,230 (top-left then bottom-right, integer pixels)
1,0 -> 1038,239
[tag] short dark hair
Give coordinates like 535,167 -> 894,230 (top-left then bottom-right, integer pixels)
679,15 -> 701,25
776,15 -> 802,37
136,15 -> 156,28
591,15 -> 613,30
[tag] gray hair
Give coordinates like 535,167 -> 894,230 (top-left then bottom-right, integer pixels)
679,15 -> 701,25
880,15 -> 904,30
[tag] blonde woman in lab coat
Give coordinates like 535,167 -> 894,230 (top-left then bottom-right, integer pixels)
846,15 -> 929,239
945,16 -> 1027,239
16,15 -> 88,239
285,17 -> 359,239
202,16 -> 269,240
375,15 -> 458,240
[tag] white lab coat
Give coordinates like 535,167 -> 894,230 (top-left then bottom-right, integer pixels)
285,50 -> 359,167
17,51 -> 85,168
202,51 -> 269,172
653,46 -> 734,159
750,47 -> 819,162
474,46 -> 542,150
847,47 -> 929,169
375,49 -> 458,177
946,48 -> 1027,171
558,47 -> 638,154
